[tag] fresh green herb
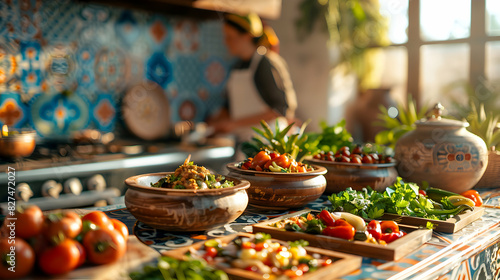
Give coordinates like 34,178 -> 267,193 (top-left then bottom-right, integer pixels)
328,177 -> 472,221
304,219 -> 324,234
288,240 -> 309,248
285,222 -> 302,232
129,256 -> 228,280
254,232 -> 271,243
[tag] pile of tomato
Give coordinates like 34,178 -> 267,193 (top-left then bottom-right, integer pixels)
313,145 -> 394,164
240,151 -> 313,173
0,205 -> 128,278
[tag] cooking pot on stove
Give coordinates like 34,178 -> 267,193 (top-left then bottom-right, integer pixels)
394,103 -> 488,193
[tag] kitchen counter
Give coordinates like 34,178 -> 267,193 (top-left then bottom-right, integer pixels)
96,189 -> 500,280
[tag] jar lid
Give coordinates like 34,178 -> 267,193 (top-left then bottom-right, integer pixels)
415,103 -> 468,128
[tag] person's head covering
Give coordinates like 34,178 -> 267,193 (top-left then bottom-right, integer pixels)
224,13 -> 263,38
258,25 -> 280,50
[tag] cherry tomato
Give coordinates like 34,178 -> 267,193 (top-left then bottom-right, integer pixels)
272,154 -> 291,169
352,145 -> 363,154
362,155 -> 374,164
241,241 -> 255,249
82,211 -> 114,231
241,160 -> 251,170
39,239 -> 80,275
380,221 -> 399,233
380,231 -> 404,243
419,189 -> 427,197
367,220 -> 382,240
12,205 -> 44,239
461,190 -> 483,207
283,269 -> 303,278
43,212 -> 83,243
83,228 -> 126,265
254,242 -> 269,251
350,154 -> 363,164
318,210 -> 336,227
251,151 -> 272,169
297,263 -> 309,273
0,238 -> 35,279
205,246 -> 218,258
322,225 -> 355,240
324,154 -> 335,162
338,146 -> 350,156
111,219 -> 129,241
269,152 -> 280,159
75,241 -> 86,268
369,153 -> 379,162
340,156 -> 351,163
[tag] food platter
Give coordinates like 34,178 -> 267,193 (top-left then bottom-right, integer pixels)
252,210 -> 433,261
162,232 -> 362,280
379,206 -> 485,233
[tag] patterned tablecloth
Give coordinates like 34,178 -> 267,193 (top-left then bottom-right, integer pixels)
99,189 -> 500,280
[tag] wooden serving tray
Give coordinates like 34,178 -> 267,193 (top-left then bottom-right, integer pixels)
379,206 -> 485,233
252,210 -> 432,261
163,232 -> 362,280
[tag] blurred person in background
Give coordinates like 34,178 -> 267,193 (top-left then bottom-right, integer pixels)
208,13 -> 297,141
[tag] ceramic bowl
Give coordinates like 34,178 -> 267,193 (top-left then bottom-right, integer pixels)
124,172 -> 250,231
226,163 -> 327,210
306,159 -> 398,194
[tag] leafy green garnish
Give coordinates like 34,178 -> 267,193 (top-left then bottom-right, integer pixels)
288,240 -> 309,248
328,177 -> 463,221
129,256 -> 228,280
254,232 -> 271,243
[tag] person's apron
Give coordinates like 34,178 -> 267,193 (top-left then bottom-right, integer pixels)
226,52 -> 287,157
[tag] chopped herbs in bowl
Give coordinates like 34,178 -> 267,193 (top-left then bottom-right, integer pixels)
151,156 -> 234,190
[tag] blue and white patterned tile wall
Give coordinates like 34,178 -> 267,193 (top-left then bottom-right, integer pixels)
0,0 -> 233,137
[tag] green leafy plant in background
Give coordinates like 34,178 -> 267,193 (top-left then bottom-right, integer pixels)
466,103 -> 500,151
241,119 -> 353,162
374,97 -> 428,148
296,0 -> 389,89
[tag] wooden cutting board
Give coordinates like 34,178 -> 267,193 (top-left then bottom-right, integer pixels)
27,235 -> 160,280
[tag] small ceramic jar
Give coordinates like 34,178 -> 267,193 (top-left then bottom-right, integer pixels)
395,104 -> 488,194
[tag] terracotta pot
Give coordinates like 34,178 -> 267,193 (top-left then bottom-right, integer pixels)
306,159 -> 398,193
0,131 -> 36,158
395,109 -> 488,194
226,163 -> 327,210
124,172 -> 250,231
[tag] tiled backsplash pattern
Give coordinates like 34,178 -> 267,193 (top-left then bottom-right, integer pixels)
0,0 -> 232,137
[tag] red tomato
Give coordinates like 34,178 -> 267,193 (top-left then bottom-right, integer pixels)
340,156 -> 351,163
43,212 -> 83,243
461,190 -> 483,207
269,152 -> 279,159
334,219 -> 351,227
82,211 -> 114,231
83,229 -> 126,264
272,154 -> 291,169
205,246 -> 218,258
419,189 -> 427,197
254,242 -> 269,251
297,263 -> 309,273
0,238 -> 35,279
322,225 -> 355,240
380,231 -> 404,243
352,145 -> 363,154
111,219 -> 129,241
241,160 -> 251,170
380,221 -> 399,233
74,241 -> 86,268
318,210 -> 335,227
241,241 -> 255,249
362,155 -> 374,164
13,205 -> 44,239
39,239 -> 80,275
350,154 -> 363,164
251,151 -> 272,169
367,220 -> 382,240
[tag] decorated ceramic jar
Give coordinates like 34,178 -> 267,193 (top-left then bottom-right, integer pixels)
395,104 -> 488,194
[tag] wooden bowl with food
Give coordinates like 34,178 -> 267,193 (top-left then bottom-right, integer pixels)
226,151 -> 327,210
306,145 -> 398,194
125,156 -> 250,231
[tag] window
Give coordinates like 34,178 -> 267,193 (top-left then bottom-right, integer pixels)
378,0 -> 500,109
